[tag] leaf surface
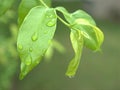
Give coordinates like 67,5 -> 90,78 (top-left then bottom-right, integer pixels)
56,7 -> 104,51
18,0 -> 51,26
56,7 -> 104,77
66,30 -> 83,77
17,6 -> 57,79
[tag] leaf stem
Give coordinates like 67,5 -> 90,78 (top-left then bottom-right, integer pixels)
39,0 -> 49,8
57,16 -> 70,27
39,0 -> 70,28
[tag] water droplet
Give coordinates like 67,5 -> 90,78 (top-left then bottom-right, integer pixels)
18,44 -> 23,50
25,56 -> 32,65
31,33 -> 38,41
29,48 -> 33,52
46,19 -> 56,27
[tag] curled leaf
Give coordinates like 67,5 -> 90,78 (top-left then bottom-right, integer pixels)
66,30 -> 83,77
56,6 -> 104,51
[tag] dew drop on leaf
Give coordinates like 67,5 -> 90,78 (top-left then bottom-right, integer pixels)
31,32 -> 38,41
46,19 -> 56,27
25,56 -> 32,65
18,44 -> 23,50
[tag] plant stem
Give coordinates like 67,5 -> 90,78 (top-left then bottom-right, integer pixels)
57,16 -> 70,27
39,0 -> 70,28
39,0 -> 49,8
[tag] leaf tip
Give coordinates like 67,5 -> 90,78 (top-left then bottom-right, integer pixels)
65,72 -> 75,78
19,73 -> 25,80
19,62 -> 31,80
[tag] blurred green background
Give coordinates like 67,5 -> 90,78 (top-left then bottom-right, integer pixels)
0,0 -> 120,90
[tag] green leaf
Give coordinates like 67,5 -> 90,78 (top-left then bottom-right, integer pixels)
17,6 -> 57,80
56,6 -> 96,25
56,7 -> 104,77
18,0 -> 51,26
0,0 -> 16,16
56,6 -> 104,51
66,30 -> 83,77
75,24 -> 104,51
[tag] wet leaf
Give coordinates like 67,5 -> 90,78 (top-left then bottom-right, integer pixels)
18,0 -> 51,26
17,6 -> 57,79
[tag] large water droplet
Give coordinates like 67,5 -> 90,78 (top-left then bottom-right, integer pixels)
46,19 -> 56,27
31,33 -> 38,41
25,56 -> 32,65
18,44 -> 23,50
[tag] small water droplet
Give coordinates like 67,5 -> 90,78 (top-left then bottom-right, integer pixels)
31,33 -> 38,41
25,56 -> 32,65
18,44 -> 23,50
46,19 -> 56,27
29,48 -> 33,52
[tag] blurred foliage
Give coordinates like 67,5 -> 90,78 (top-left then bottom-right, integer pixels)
0,1 -> 19,89
0,0 -> 16,16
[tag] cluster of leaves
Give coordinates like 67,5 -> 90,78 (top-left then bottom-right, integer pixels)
17,0 -> 104,80
0,0 -> 104,80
